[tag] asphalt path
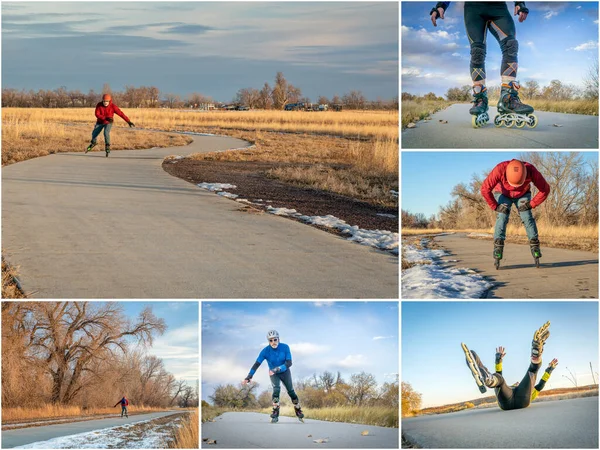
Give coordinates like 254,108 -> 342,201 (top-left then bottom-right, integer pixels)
1,410 -> 181,448
2,131 -> 398,298
435,233 -> 598,298
201,412 -> 399,448
402,104 -> 599,148
402,396 -> 599,448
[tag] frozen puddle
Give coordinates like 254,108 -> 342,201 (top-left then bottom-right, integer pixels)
402,238 -> 492,298
196,183 -> 398,254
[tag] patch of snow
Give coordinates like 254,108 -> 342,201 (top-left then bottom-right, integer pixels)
468,232 -> 493,237
13,415 -> 182,449
377,213 -> 397,218
266,207 -> 398,254
402,244 -> 447,263
402,264 -> 493,299
217,191 -> 239,199
197,183 -> 237,192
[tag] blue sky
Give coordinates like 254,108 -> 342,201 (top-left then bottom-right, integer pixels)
2,2 -> 398,102
402,151 -> 599,217
201,301 -> 399,402
402,1 -> 599,96
402,301 -> 599,408
121,302 -> 199,385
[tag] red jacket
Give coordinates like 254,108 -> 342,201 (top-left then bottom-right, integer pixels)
95,101 -> 130,125
481,160 -> 550,210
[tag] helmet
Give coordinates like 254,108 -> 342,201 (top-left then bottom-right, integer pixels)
102,94 -> 112,102
267,330 -> 279,341
506,160 -> 526,187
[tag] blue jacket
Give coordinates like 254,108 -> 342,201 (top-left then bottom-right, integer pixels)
249,343 -> 292,376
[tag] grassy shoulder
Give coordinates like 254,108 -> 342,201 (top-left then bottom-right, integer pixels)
169,409 -> 198,449
201,404 -> 229,423
256,405 -> 398,428
402,224 -> 599,253
402,99 -> 453,129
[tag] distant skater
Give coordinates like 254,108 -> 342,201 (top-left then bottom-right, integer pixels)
86,94 -> 135,157
114,395 -> 129,418
461,321 -> 558,410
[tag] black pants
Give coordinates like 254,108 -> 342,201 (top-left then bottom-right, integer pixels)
494,361 -> 540,410
270,369 -> 298,403
464,2 -> 518,83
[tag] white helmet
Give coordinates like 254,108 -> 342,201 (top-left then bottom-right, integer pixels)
267,330 -> 279,340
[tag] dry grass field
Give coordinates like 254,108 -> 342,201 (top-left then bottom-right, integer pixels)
170,409 -> 199,449
263,405 -> 398,428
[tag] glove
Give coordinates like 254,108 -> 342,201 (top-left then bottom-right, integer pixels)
495,203 -> 510,214
128,122 -> 135,128
244,375 -> 252,383
272,367 -> 281,374
546,358 -> 558,372
106,117 -> 113,123
518,201 -> 532,212
514,2 -> 529,15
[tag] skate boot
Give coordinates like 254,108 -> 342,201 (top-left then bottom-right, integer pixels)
532,321 -> 550,363
293,401 -> 304,423
105,143 -> 111,157
469,85 -> 489,128
461,343 -> 494,393
494,81 -> 537,128
493,238 -> 504,270
85,141 -> 97,153
270,400 -> 280,423
529,238 -> 542,268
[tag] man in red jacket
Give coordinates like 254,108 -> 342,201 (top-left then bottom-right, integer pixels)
86,94 -> 135,157
480,159 -> 550,268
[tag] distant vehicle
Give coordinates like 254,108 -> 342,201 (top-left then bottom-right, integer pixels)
236,106 -> 250,111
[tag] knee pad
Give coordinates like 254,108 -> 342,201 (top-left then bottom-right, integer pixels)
470,43 -> 486,65
501,38 -> 518,59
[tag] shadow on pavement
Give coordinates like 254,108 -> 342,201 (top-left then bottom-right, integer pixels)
500,260 -> 598,270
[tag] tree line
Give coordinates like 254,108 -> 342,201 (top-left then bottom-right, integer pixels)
2,71 -> 398,110
403,152 -> 598,229
1,302 -> 198,409
208,370 -> 398,409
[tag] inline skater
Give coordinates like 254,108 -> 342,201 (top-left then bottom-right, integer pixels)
86,94 -> 135,157
113,395 -> 129,418
461,321 -> 558,410
242,330 -> 304,423
480,159 -> 550,269
430,2 -> 537,128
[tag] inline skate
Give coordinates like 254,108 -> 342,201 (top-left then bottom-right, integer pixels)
470,85 -> 489,128
494,81 -> 537,129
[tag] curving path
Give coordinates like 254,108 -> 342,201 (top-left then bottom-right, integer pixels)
2,132 -> 398,298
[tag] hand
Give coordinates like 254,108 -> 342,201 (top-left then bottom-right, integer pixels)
128,122 -> 135,128
495,203 -> 510,214
547,358 -> 559,371
242,379 -> 249,385
106,117 -> 114,123
430,7 -> 444,27
514,4 -> 528,22
495,346 -> 506,362
518,200 -> 532,212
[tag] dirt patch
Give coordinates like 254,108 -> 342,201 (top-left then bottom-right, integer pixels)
1,257 -> 26,299
163,159 -> 398,232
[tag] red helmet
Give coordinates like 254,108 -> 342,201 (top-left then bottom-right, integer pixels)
506,160 -> 527,187
102,94 -> 112,102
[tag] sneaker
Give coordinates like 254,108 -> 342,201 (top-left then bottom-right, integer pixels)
461,342 -> 492,393
532,321 -> 550,362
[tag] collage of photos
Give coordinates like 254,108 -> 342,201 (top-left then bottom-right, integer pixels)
2,1 -> 401,450
400,1 -> 600,449
1,0 -> 600,449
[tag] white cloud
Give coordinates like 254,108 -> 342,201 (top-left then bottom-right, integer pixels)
525,41 -> 535,50
290,342 -> 331,356
373,336 -> 394,341
314,301 -> 335,307
402,66 -> 421,76
595,20 -> 599,24
451,52 -> 461,57
338,354 -> 367,368
544,11 -> 558,19
202,357 -> 250,384
577,5 -> 582,9
569,41 -> 599,51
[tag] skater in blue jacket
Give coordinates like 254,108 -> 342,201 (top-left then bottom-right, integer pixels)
242,330 -> 304,422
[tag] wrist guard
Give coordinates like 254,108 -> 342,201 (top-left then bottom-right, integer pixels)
515,2 -> 529,14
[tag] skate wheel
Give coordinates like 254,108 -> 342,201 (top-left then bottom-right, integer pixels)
505,118 -> 515,128
516,119 -> 526,128
471,115 -> 478,128
494,115 -> 503,128
528,114 -> 538,128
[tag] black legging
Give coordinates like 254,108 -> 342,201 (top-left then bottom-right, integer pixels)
270,369 -> 299,403
494,361 -> 540,410
464,2 -> 518,83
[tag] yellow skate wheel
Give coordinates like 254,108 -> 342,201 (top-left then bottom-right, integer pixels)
494,115 -> 503,128
528,114 -> 538,128
505,118 -> 515,128
472,115 -> 478,128
516,119 -> 526,128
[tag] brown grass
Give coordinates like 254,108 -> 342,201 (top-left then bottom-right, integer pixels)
401,100 -> 452,129
2,404 -> 168,424
258,405 -> 398,428
2,258 -> 26,299
169,409 -> 198,449
201,404 -> 228,423
402,225 -> 598,252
